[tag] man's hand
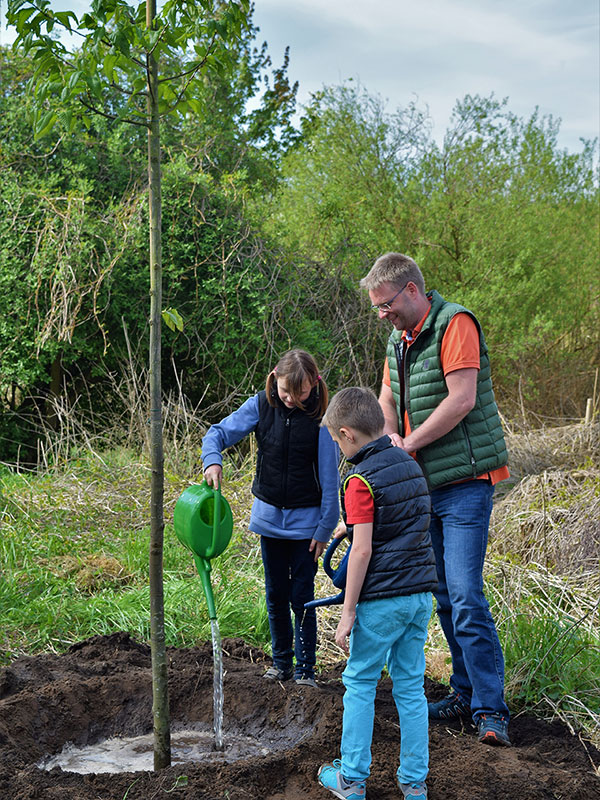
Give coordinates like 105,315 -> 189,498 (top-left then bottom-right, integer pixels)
402,368 -> 478,453
388,432 -> 405,448
204,464 -> 222,488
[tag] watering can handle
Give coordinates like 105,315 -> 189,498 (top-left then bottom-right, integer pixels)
188,481 -> 223,561
211,484 -> 221,558
322,534 -> 347,580
304,535 -> 349,610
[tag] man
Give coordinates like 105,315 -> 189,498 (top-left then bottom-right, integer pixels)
360,252 -> 511,747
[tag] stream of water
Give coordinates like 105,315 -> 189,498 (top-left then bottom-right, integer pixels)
210,617 -> 224,751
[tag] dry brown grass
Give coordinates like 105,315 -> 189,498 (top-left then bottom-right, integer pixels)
503,419 -> 599,482
42,554 -> 134,592
491,420 -> 600,577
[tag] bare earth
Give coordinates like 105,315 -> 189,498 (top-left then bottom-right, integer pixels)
0,632 -> 598,799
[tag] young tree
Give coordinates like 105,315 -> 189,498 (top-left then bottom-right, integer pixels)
7,0 -> 249,768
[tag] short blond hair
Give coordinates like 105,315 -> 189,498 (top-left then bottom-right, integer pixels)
322,387 -> 384,438
360,252 -> 426,295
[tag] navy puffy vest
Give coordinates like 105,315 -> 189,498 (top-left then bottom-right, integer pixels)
342,436 -> 437,600
251,390 -> 322,508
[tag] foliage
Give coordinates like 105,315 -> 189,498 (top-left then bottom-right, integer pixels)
1,46 -> 599,462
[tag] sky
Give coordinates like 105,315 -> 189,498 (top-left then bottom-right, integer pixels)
1,0 -> 598,153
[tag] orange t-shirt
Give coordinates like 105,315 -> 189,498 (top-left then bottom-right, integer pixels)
382,311 -> 509,485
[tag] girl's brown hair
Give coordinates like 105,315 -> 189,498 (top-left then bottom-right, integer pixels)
265,349 -> 328,417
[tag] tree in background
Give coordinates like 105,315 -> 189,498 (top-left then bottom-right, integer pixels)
7,0 -> 250,768
263,88 -> 599,418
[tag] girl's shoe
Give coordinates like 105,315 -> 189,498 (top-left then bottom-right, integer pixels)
295,675 -> 318,688
399,780 -> 427,799
318,760 -> 366,799
263,665 -> 294,681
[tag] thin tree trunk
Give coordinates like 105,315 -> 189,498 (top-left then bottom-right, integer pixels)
146,0 -> 171,771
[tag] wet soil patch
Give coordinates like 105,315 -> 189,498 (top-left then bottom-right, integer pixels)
0,632 -> 598,799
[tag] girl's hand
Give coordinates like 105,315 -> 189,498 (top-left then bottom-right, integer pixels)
204,464 -> 222,488
309,538 -> 326,561
333,521 -> 347,539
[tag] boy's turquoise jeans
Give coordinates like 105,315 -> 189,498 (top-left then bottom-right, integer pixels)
340,592 -> 432,785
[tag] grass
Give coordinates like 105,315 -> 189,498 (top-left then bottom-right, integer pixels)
1,421 -> 599,748
0,454 -> 270,661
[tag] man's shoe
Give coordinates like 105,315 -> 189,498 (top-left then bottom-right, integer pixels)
318,760 -> 366,799
428,690 -> 471,720
263,665 -> 294,681
477,713 -> 511,746
399,780 -> 428,799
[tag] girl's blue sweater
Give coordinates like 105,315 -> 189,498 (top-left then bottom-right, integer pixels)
201,394 -> 340,543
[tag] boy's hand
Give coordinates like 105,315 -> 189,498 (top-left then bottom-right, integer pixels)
333,521 -> 347,539
204,464 -> 222,488
309,538 -> 326,561
335,609 -> 355,653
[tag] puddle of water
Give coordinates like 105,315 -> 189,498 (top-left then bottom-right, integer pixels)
38,727 -> 273,774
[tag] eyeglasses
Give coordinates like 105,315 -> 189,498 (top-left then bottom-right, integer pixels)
371,284 -> 408,312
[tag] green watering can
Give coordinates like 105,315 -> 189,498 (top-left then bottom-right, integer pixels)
173,481 -> 234,620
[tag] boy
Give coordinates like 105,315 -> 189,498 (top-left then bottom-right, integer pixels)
318,387 -> 437,800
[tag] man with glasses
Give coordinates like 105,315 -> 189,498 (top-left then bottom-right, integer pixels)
360,252 -> 511,748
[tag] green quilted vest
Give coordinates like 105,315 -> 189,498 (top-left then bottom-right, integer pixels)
386,290 -> 508,489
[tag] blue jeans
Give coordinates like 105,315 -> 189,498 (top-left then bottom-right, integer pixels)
341,592 -> 432,785
429,479 -> 509,720
260,536 -> 318,678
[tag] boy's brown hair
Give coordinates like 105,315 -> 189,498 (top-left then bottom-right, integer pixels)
322,387 -> 384,438
265,349 -> 328,417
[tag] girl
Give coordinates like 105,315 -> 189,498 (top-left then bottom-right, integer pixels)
202,349 -> 340,686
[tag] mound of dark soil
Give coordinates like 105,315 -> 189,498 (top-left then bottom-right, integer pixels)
0,632 -> 598,799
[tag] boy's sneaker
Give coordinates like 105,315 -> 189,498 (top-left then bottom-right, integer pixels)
263,665 -> 294,681
428,690 -> 471,720
318,760 -> 366,799
399,780 -> 428,799
477,714 -> 511,746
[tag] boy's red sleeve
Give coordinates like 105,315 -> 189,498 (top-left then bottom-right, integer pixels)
344,477 -> 375,524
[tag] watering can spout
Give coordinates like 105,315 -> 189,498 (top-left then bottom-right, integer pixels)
195,556 -> 217,620
304,535 -> 351,610
173,481 -> 234,620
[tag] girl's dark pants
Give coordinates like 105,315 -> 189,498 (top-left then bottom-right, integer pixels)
260,536 -> 318,679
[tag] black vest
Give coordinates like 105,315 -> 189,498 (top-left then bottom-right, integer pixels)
251,390 -> 322,508
342,436 -> 437,600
